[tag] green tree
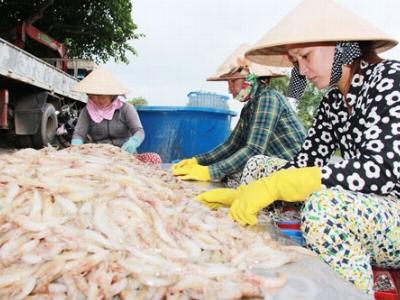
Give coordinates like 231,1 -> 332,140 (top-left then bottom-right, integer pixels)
296,85 -> 325,130
127,97 -> 148,107
269,76 -> 289,95
269,76 -> 324,130
0,0 -> 142,63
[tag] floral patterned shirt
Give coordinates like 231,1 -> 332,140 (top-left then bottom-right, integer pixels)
285,59 -> 400,197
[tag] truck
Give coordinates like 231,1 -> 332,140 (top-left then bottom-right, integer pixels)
0,22 -> 93,149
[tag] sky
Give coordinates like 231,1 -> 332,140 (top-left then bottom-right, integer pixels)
105,0 -> 400,116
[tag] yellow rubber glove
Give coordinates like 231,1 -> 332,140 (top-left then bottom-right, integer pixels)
229,167 -> 322,226
172,164 -> 211,181
196,188 -> 240,209
172,157 -> 198,171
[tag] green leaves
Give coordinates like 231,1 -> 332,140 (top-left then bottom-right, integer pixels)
0,0 -> 142,63
296,85 -> 325,130
269,76 -> 324,130
127,97 -> 148,107
269,77 -> 289,95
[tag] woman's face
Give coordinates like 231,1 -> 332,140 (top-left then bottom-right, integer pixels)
286,43 -> 336,89
88,94 -> 114,108
228,78 -> 245,97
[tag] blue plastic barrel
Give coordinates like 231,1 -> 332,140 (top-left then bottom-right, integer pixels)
136,106 -> 237,163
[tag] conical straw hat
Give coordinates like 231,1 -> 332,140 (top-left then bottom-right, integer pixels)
72,66 -> 129,95
246,0 -> 398,67
249,62 -> 289,78
207,44 -> 287,81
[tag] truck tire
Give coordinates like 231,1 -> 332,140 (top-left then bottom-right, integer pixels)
17,103 -> 58,149
32,103 -> 58,148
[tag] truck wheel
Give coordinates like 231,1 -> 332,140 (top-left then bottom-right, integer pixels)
17,103 -> 58,149
32,103 -> 58,148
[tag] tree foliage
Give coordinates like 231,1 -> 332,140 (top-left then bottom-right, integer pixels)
270,76 -> 324,130
296,85 -> 325,130
127,97 -> 148,107
0,0 -> 142,63
269,77 -> 289,95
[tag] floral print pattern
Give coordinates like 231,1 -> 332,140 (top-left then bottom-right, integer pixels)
242,156 -> 400,293
287,60 -> 400,197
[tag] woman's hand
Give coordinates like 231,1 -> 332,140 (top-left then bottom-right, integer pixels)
196,188 -> 240,209
172,157 -> 198,171
122,136 -> 141,154
229,167 -> 322,226
172,164 -> 211,181
71,138 -> 83,146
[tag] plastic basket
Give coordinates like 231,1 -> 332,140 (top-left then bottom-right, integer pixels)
373,267 -> 400,300
187,91 -> 229,110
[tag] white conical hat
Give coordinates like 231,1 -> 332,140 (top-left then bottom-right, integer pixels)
246,0 -> 398,67
207,44 -> 287,81
72,66 -> 129,95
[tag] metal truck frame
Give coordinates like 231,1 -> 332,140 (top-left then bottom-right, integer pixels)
0,37 -> 89,148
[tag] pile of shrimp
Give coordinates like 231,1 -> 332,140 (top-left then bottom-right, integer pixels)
0,144 -> 313,300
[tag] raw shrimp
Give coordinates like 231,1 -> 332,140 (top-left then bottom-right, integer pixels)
0,144 -> 310,299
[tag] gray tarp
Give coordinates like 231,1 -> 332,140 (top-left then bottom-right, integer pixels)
256,224 -> 373,300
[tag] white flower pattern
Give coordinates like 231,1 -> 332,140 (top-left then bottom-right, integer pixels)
386,90 -> 400,105
285,60 -> 400,196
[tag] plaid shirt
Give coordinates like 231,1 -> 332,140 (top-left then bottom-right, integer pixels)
196,84 -> 305,180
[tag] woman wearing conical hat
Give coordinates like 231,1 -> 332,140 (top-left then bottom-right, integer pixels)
71,67 -> 161,164
196,0 -> 400,293
172,44 -> 306,187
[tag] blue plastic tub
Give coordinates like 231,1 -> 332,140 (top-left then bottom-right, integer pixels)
136,106 -> 237,163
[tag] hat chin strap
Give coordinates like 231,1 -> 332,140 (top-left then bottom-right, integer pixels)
287,67 -> 307,100
328,42 -> 362,88
287,41 -> 362,100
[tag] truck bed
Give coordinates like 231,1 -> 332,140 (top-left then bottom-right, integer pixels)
0,37 -> 86,102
